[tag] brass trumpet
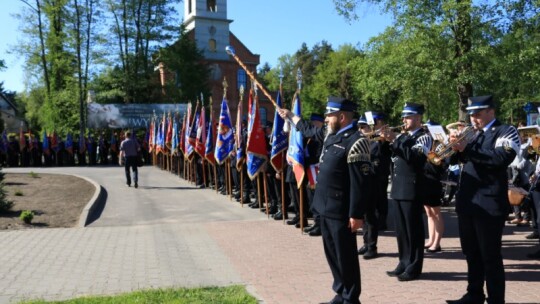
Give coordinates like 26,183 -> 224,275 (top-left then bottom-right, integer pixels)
364,124 -> 404,141
427,126 -> 476,165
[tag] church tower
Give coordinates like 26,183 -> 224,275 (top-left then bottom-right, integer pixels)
182,0 -> 270,124
183,0 -> 231,61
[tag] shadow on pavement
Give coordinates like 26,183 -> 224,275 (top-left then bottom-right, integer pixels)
85,186 -> 107,226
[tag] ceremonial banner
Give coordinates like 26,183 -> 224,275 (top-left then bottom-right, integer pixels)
66,133 -> 74,155
171,119 -> 179,154
307,164 -> 320,189
236,93 -> 245,171
286,93 -> 305,187
195,106 -> 206,157
215,98 -> 234,165
270,91 -> 288,172
205,110 -> 216,165
42,131 -> 49,156
246,90 -> 268,179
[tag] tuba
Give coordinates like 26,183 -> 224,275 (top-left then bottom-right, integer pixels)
427,125 -> 476,165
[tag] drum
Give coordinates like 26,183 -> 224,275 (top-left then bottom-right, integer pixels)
508,186 -> 528,206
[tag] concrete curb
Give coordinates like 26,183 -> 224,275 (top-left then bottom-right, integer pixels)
2,169 -> 103,228
74,174 -> 104,227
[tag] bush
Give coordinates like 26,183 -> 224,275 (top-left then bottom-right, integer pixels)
0,181 -> 12,212
20,210 -> 34,224
0,199 -> 13,212
14,189 -> 23,196
29,171 -> 39,178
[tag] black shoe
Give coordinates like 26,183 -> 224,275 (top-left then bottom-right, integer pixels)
303,225 -> 314,233
286,218 -> 299,225
358,245 -> 368,255
426,246 -> 442,253
324,295 -> 343,304
386,267 -> 404,277
266,206 -> 278,215
273,211 -> 283,220
526,250 -> 540,259
309,226 -> 321,236
134,183 -> 138,189
196,184 -> 205,189
397,272 -> 420,282
295,221 -> 308,228
127,182 -> 131,187
446,293 -> 485,304
363,249 -> 378,260
526,231 -> 539,239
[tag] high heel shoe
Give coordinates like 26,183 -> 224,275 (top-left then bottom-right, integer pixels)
426,246 -> 442,253
424,244 -> 433,249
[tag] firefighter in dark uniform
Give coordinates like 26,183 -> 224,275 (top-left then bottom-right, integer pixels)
279,97 -> 372,304
446,96 -> 519,304
356,115 -> 383,259
382,103 -> 432,282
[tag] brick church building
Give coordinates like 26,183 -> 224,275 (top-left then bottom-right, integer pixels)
182,0 -> 273,125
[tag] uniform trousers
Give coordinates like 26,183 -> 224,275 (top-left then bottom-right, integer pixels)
457,214 -> 505,303
393,199 -> 424,276
362,207 -> 378,250
320,215 -> 361,304
124,155 -> 138,185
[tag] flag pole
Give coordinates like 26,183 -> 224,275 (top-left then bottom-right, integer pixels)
263,172 -> 269,218
296,68 -> 305,234
257,174 -> 262,210
226,45 -> 295,129
281,154 -> 286,223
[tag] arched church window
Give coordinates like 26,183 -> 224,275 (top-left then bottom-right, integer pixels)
237,69 -> 246,90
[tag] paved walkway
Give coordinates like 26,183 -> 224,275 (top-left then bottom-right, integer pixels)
1,166 -> 539,304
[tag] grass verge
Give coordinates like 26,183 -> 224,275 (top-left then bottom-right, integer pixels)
19,285 -> 258,304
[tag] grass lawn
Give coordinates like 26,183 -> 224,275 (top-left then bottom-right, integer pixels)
19,286 -> 258,304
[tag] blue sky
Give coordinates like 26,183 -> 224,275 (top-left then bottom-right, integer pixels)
0,0 -> 392,93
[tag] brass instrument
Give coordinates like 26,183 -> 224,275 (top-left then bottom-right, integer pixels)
365,124 -> 404,141
427,126 -> 476,165
517,125 -> 540,154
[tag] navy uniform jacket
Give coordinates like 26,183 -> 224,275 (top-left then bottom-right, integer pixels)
390,129 -> 432,201
454,120 -> 519,217
295,120 -> 373,220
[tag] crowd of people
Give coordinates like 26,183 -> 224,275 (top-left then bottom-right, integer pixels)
158,95 -> 537,304
3,94 -> 540,304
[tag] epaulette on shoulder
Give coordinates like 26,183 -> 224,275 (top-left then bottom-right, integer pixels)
347,137 -> 371,163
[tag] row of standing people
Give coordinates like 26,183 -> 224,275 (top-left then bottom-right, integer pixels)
276,95 -> 520,304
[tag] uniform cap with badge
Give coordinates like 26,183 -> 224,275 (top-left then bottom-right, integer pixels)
401,102 -> 425,118
466,95 -> 494,115
325,97 -> 357,115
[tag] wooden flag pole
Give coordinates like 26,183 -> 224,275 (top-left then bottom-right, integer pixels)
240,168 -> 244,207
299,182 -> 305,234
263,173 -> 269,218
257,174 -> 262,210
281,152 -> 286,224
213,163 -> 218,192
202,159 -> 207,187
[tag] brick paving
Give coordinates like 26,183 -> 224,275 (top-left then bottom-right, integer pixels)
1,167 -> 540,304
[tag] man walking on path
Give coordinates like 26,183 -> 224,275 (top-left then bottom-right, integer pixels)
119,131 -> 140,188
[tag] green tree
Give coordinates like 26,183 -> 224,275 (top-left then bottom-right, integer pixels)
102,0 -> 181,103
333,0 -> 478,119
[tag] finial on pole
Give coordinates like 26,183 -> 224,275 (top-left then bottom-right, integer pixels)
296,68 -> 303,91
225,46 -> 235,56
278,66 -> 284,88
222,77 -> 228,98
239,85 -> 244,101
